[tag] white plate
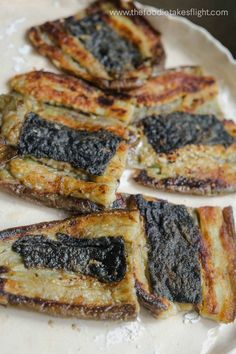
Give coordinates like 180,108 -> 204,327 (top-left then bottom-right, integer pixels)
0,1 -> 235,353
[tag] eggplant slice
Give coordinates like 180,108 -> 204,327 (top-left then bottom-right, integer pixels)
0,210 -> 142,320
128,66 -> 221,120
128,112 -> 236,195
10,71 -> 134,124
126,194 -> 236,323
9,67 -> 220,125
28,0 -> 165,90
0,195 -> 235,323
0,94 -> 128,211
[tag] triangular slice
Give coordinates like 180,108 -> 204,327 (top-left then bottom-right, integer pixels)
0,210 -> 142,320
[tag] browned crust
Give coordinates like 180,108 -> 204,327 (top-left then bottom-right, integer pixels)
130,70 -> 217,106
0,280 -> 136,320
0,219 -> 64,241
135,280 -> 169,316
0,181 -> 103,214
197,206 -> 236,323
10,71 -> 134,123
134,170 -> 236,196
0,182 -> 130,215
28,0 -> 165,90
0,209 -> 136,240
221,207 -> 236,318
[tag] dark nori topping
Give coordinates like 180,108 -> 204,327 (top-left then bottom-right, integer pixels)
18,113 -> 121,176
65,14 -> 142,76
142,112 -> 235,154
12,233 -> 127,283
135,195 -> 202,304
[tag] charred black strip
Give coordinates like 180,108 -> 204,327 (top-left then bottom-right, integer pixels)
65,14 -> 142,76
142,112 -> 235,154
12,234 -> 126,283
18,113 -> 121,176
135,195 -> 202,304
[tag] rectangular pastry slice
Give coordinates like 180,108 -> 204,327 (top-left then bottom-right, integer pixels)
10,71 -> 134,124
127,66 -> 221,120
0,94 -> 128,211
28,0 -> 165,90
127,194 -> 236,323
0,210 -> 142,320
128,112 -> 236,195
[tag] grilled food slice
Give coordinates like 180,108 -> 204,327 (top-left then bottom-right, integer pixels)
28,0 -> 165,90
127,194 -> 236,323
0,138 -> 17,166
127,66 -> 221,120
0,94 -> 128,210
10,71 -> 134,124
0,210 -> 143,320
1,194 -> 234,323
128,112 -> 236,195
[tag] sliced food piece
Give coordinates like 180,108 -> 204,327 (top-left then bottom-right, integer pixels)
0,100 -> 128,210
0,138 -> 17,166
127,194 -> 236,323
127,66 -> 221,120
28,0 -> 165,90
10,71 -> 134,124
129,112 -> 236,195
0,210 -> 142,320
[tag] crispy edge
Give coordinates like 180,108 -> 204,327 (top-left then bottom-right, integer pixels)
197,206 -> 236,323
10,71 -> 135,123
0,284 -> 137,321
128,67 -> 218,112
134,169 -> 236,196
0,181 -> 103,213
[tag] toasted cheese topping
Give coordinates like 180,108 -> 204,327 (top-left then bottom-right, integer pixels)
12,234 -> 127,283
18,113 -> 122,176
135,195 -> 202,304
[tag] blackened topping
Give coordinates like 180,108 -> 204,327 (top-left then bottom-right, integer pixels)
18,113 -> 121,176
12,234 -> 126,283
65,14 -> 142,76
135,195 -> 202,304
142,112 -> 235,154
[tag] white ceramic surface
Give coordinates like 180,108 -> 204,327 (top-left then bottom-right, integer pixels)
0,1 -> 235,353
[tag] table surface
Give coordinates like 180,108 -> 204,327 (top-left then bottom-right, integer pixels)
140,0 -> 235,58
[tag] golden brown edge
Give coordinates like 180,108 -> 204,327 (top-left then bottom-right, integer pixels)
197,206 -> 236,323
133,169 -> 236,196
